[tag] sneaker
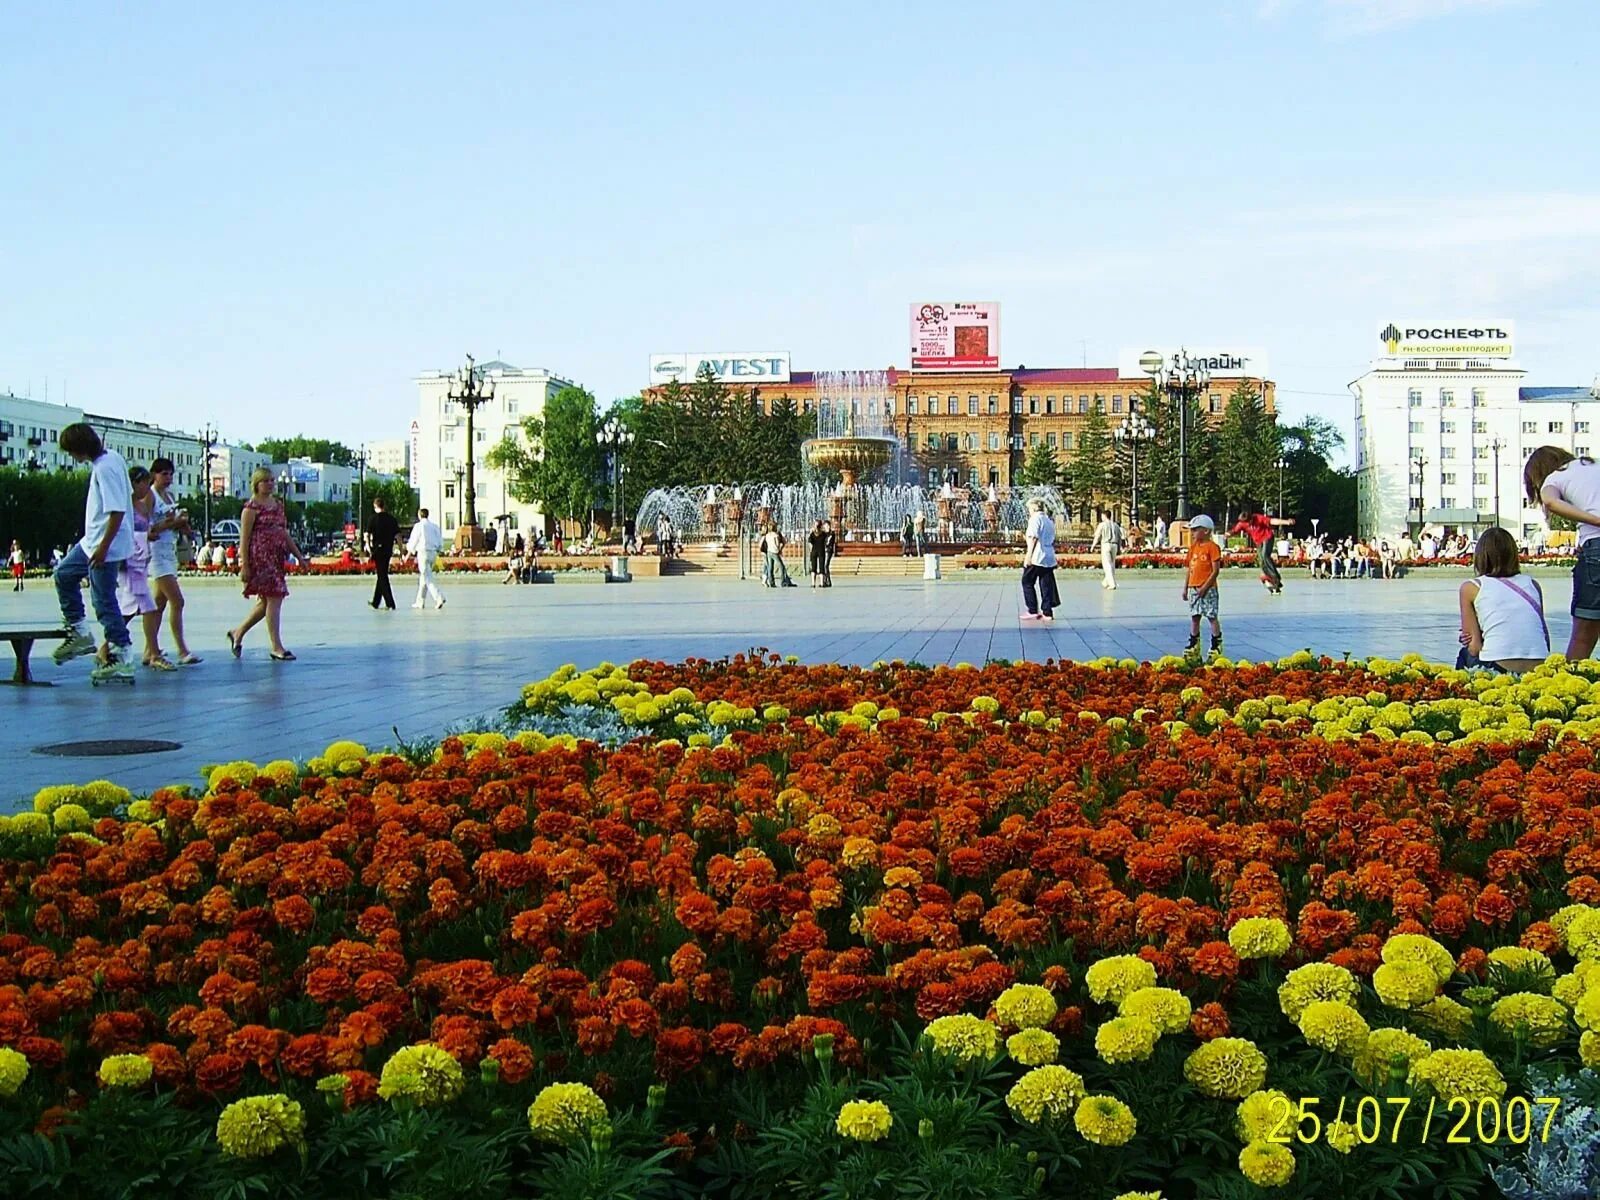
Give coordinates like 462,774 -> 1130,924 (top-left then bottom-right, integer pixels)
1184,635 -> 1200,656
1210,639 -> 1225,658
52,629 -> 96,664
90,654 -> 135,686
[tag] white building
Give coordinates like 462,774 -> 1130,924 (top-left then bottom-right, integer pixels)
1352,321 -> 1600,542
88,413 -> 207,494
209,444 -> 273,498
272,458 -> 355,506
0,392 -> 82,471
367,438 -> 409,478
414,359 -> 576,539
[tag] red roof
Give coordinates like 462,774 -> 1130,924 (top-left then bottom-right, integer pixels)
1010,368 -> 1121,384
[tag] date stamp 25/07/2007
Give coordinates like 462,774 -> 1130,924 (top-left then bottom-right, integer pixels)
1267,1096 -> 1561,1148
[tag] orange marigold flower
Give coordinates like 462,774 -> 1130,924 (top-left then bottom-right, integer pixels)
486,1037 -> 535,1084
1190,1002 -> 1231,1041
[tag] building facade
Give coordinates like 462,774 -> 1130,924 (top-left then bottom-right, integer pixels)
367,438 -> 409,478
1351,323 -> 1600,542
86,414 -> 208,493
0,392 -> 81,471
209,444 -> 273,499
271,458 -> 355,506
415,360 -> 575,537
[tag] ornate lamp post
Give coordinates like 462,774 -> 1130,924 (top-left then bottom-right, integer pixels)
1490,436 -> 1506,530
351,446 -> 369,548
200,423 -> 217,543
453,467 -> 464,529
1276,456 -> 1289,522
444,354 -> 495,551
1113,409 -> 1154,525
1140,349 -> 1210,521
595,417 -> 636,545
1412,454 -> 1429,539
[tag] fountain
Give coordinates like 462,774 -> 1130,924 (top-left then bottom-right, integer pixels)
802,370 -> 898,534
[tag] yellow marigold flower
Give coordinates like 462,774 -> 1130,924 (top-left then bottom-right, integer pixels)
840,837 -> 878,869
32,784 -> 81,814
883,866 -> 922,889
1005,1065 -> 1086,1125
3,812 -> 49,837
1409,1049 -> 1507,1103
207,761 -> 259,791
995,984 -> 1058,1031
1229,917 -> 1292,960
1326,1120 -> 1358,1154
1574,988 -> 1600,1033
215,1094 -> 305,1158
970,695 -> 1000,713
1112,1194 -> 1163,1200
0,1047 -> 28,1097
1373,961 -> 1439,1010
1553,971 -> 1591,1008
1278,962 -> 1359,1021
1239,1140 -> 1295,1187
1086,955 -> 1158,1005
377,1044 -> 464,1106
1552,904 -> 1598,946
1184,1038 -> 1269,1100
260,760 -> 299,786
1235,1090 -> 1293,1144
1006,1028 -> 1060,1066
52,804 -> 92,833
1582,1031 -> 1600,1068
1490,993 -> 1569,1047
1119,986 -> 1192,1034
1297,1000 -> 1370,1057
1075,1094 -> 1137,1146
1353,1028 -> 1433,1085
1382,933 -> 1455,984
527,1082 -> 609,1145
80,780 -> 131,813
1415,995 -> 1474,1039
1486,946 -> 1555,981
924,1014 -> 1001,1063
835,1099 -> 893,1142
1096,1016 -> 1160,1064
806,813 -> 842,840
97,1054 -> 153,1088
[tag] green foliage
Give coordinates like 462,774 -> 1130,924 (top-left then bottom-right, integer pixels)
244,437 -> 356,466
1017,441 -> 1060,488
487,386 -> 602,535
1065,400 -> 1113,521
302,501 -> 349,539
0,466 -> 89,561
361,476 -> 419,527
1213,382 -> 1278,521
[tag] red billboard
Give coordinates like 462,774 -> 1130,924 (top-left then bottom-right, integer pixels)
910,301 -> 1000,371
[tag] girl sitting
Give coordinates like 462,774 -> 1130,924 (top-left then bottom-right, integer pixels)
1456,527 -> 1549,673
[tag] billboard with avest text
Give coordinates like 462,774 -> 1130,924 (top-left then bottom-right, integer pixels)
910,302 -> 1000,371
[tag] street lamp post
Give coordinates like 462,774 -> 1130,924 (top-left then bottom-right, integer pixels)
1490,436 -> 1506,530
1113,410 -> 1153,525
1412,455 -> 1429,539
352,447 -> 369,547
200,423 -> 217,543
1276,456 -> 1289,524
595,417 -> 636,547
1140,348 -> 1210,522
444,355 -> 495,551
453,468 -> 464,528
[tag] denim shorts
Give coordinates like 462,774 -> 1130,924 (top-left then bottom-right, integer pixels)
1575,540 -> 1600,621
1188,588 -> 1219,619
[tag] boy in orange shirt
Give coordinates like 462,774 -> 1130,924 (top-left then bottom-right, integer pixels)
1183,514 -> 1223,658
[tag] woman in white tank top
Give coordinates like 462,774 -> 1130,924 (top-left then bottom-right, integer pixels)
1457,527 -> 1549,673
1526,445 -> 1600,660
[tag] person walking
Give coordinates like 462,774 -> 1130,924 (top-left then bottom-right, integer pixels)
1153,513 -> 1168,550
820,520 -> 837,587
1182,514 -> 1223,659
1455,527 -> 1549,673
1091,512 -> 1124,590
407,507 -> 446,609
50,423 -> 135,684
1524,445 -> 1600,660
226,467 -> 303,661
759,523 -> 796,587
367,495 -> 400,610
8,540 -> 23,591
807,521 -> 828,587
900,514 -> 915,557
115,466 -> 171,671
148,457 -> 200,664
1020,499 -> 1059,622
912,508 -> 928,556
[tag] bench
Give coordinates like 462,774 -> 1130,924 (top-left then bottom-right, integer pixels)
0,629 -> 69,687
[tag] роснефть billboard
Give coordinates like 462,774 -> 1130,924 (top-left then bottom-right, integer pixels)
910,302 -> 1000,371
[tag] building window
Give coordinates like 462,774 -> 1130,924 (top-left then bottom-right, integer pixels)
1046,432 -> 1057,449
1029,432 -> 1040,447
884,398 -> 895,417
987,396 -> 997,414
1441,390 -> 1456,407
987,431 -> 1000,451
1475,446 -> 1490,459
1011,397 -> 1023,414
1062,432 -> 1074,450
1474,473 -> 1488,486
1471,389 -> 1485,406
1473,420 -> 1488,434
1408,389 -> 1423,407
1093,394 -> 1106,412
1029,396 -> 1039,415
1441,421 -> 1456,434
967,396 -> 978,415
1209,394 -> 1222,414
1409,422 -> 1423,434
1581,446 -> 1593,457
1410,446 -> 1425,459
947,396 -> 958,415
1579,421 -> 1592,433
1441,447 -> 1455,459
945,434 -> 958,451
907,398 -> 918,416
1522,421 -> 1537,434
1079,396 -> 1090,414
1111,395 -> 1124,414
1550,421 -> 1565,433
506,398 -> 518,414
964,432 -> 977,451
925,433 -> 938,450
444,482 -> 456,499
1442,473 -> 1457,486
1441,496 -> 1457,509
1046,396 -> 1056,414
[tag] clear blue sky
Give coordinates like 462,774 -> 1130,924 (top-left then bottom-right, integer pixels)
3,0 -> 1596,459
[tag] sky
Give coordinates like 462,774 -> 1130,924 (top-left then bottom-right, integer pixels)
3,0 -> 1598,462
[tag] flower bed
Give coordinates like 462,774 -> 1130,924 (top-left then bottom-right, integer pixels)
4,654 -> 1600,1197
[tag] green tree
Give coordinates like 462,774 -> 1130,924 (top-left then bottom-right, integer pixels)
1065,401 -> 1113,523
1214,382 -> 1277,522
486,385 -> 601,536
0,467 -> 89,563
1017,440 -> 1060,487
359,476 -> 419,528
246,437 -> 357,466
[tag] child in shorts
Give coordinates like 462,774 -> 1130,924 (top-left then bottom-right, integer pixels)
1183,514 -> 1223,658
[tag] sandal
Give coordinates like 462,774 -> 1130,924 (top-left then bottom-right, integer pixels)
227,631 -> 242,658
145,656 -> 177,672
177,653 -> 203,666
269,650 -> 297,661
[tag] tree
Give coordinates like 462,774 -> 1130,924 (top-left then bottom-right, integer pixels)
303,501 -> 349,540
0,467 -> 89,562
246,437 -> 357,466
487,385 -> 601,536
361,477 -> 419,527
1017,440 -> 1060,487
1065,401 -> 1113,524
1214,382 -> 1277,522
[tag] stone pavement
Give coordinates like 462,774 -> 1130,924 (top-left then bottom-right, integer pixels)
0,568 -> 1572,808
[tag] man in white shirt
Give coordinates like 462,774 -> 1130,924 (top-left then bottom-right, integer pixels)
1091,514 -> 1125,590
1021,499 -> 1060,621
407,507 -> 446,609
51,423 -> 136,683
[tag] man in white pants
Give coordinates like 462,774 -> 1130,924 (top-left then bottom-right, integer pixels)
407,508 -> 446,610
1091,513 -> 1125,589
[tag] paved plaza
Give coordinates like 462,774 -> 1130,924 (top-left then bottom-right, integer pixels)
0,568 -> 1572,808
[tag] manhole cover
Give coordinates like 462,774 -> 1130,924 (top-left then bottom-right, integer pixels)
33,739 -> 183,757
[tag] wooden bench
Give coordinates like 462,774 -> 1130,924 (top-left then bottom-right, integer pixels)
1,629 -> 70,687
